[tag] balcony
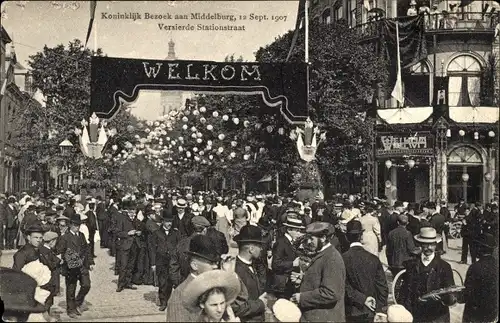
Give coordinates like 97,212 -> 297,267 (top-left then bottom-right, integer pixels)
425,12 -> 498,35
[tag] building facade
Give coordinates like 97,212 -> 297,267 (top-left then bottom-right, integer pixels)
160,39 -> 186,118
1,26 -> 42,194
311,0 -> 499,205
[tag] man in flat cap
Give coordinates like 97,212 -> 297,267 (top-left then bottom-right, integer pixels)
292,222 -> 346,322
169,215 -> 212,287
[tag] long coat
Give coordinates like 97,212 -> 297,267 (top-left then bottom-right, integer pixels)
165,274 -> 199,322
55,230 -> 94,275
386,226 -> 416,270
172,211 -> 194,238
12,243 -> 40,270
169,233 -> 196,287
206,227 -> 229,256
271,234 -> 297,295
360,214 -> 381,256
299,245 -> 346,323
342,245 -> 388,318
462,255 -> 498,322
399,256 -> 455,323
234,257 -> 266,322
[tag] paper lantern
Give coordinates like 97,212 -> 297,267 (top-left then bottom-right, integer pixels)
182,124 -> 188,130
488,131 -> 495,137
178,136 -> 184,141
207,125 -> 213,131
127,125 -> 134,132
218,147 -> 224,153
197,132 -> 203,138
199,106 -> 206,113
278,128 -> 285,135
196,138 -> 203,144
193,147 -> 198,152
243,120 -> 250,127
200,117 -> 207,124
462,173 -> 469,182
191,126 -> 197,132
222,115 -> 229,121
218,134 -> 225,140
459,130 -> 465,137
209,155 -> 214,160
112,145 -> 118,151
474,132 -> 479,140
231,141 -> 237,147
407,159 -> 415,168
385,160 -> 392,169
230,152 -> 236,158
233,117 -> 240,125
182,116 -> 188,122
244,154 -> 250,160
184,109 -> 191,116
207,140 -> 213,146
213,111 -> 219,118
266,126 -> 273,133
485,173 -> 492,182
191,133 -> 197,139
245,146 -> 251,152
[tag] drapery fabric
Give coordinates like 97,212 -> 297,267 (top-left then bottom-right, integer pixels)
381,15 -> 428,100
448,76 -> 462,106
467,76 -> 481,106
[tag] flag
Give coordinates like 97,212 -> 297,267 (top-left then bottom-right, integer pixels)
391,22 -> 404,106
286,0 -> 306,62
84,1 -> 97,48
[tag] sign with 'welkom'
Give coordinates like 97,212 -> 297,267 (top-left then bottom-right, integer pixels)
376,132 -> 434,156
90,56 -> 308,124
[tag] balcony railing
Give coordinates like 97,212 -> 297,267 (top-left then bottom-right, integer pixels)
356,12 -> 498,39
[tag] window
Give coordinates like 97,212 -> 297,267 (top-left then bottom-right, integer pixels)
322,8 -> 331,24
334,5 -> 343,21
403,61 -> 431,107
447,55 -> 482,107
348,0 -> 357,27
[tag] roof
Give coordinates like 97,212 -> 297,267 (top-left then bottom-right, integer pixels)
1,26 -> 12,44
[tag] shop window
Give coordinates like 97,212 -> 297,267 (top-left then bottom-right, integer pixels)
447,55 -> 482,107
334,5 -> 343,21
322,8 -> 331,24
447,146 -> 483,204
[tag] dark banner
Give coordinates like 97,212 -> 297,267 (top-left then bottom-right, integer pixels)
90,56 -> 309,124
376,132 -> 434,157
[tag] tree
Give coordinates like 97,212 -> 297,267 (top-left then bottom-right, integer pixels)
12,39 -> 139,186
255,19 -> 387,194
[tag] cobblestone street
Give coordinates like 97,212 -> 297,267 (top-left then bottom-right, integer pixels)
1,238 -> 470,322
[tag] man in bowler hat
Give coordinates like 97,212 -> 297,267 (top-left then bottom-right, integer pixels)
55,212 -> 94,318
342,220 -> 388,322
150,211 -> 180,311
166,234 -> 220,322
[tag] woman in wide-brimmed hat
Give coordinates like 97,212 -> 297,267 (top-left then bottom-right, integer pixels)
182,269 -> 241,322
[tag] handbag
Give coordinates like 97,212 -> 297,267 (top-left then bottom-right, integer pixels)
64,248 -> 84,269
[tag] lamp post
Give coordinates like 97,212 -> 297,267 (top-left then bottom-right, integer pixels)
462,172 -> 469,202
59,139 -> 74,190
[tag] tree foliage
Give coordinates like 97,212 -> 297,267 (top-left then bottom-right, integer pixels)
13,39 -> 138,182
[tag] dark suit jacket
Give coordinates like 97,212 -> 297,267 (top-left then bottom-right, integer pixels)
55,230 -> 94,274
172,212 -> 194,238
206,227 -> 229,255
150,227 -> 180,267
12,243 -> 40,270
169,233 -> 194,286
4,204 -> 18,228
462,255 -> 499,322
400,256 -> 455,323
386,226 -> 416,269
234,257 -> 266,322
86,210 -> 98,232
115,213 -> 145,250
342,246 -> 388,317
271,235 -> 297,292
39,245 -> 61,291
63,206 -> 76,219
406,214 -> 421,236
429,212 -> 446,234
299,245 -> 346,323
96,202 -> 107,221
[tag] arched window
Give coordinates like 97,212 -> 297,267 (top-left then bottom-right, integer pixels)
447,55 -> 482,107
322,8 -> 331,24
448,146 -> 482,164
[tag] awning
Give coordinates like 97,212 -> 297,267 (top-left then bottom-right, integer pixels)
258,175 -> 273,183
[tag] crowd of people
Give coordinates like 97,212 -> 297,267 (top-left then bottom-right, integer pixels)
0,188 -> 498,322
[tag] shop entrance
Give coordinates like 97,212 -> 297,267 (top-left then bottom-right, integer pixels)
447,146 -> 483,204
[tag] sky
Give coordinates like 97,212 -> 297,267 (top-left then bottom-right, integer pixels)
1,0 -> 299,120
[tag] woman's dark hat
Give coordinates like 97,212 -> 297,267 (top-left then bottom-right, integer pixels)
346,220 -> 364,234
0,267 -> 47,313
68,213 -> 82,225
233,225 -> 264,244
257,217 -> 273,231
185,235 -> 221,263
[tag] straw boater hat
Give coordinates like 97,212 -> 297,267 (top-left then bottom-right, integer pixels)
272,299 -> 302,322
176,199 -> 187,208
181,269 -> 241,313
414,227 -> 442,243
283,213 -> 305,230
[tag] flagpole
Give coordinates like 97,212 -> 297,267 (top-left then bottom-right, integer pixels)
305,0 -> 310,116
94,16 -> 98,54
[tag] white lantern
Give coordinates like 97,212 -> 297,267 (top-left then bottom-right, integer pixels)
200,117 -> 207,124
230,152 -> 236,158
191,126 -> 197,132
446,129 -> 451,137
278,128 -> 285,135
266,125 -> 273,133
182,124 -> 188,130
209,155 -> 214,160
207,124 -> 213,131
233,117 -> 240,125
207,140 -> 213,146
199,106 -> 206,113
244,154 -> 250,160
191,133 -> 197,139
193,147 -> 198,152
213,111 -> 219,118
462,173 -> 469,182
196,138 -> 203,144
218,147 -> 224,153
385,160 -> 392,169
178,136 -> 184,141
245,146 -> 251,152
184,110 -> 191,116
112,145 -> 118,151
407,159 -> 415,168
488,131 -> 495,137
218,134 -> 225,140
231,141 -> 237,147
222,115 -> 229,121
197,132 -> 203,138
474,132 -> 479,140
193,110 -> 200,116
259,147 -> 266,153
199,151 -> 205,156
194,156 -> 200,162
182,116 -> 188,122
127,125 -> 134,132
243,120 -> 250,127
459,130 -> 465,137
